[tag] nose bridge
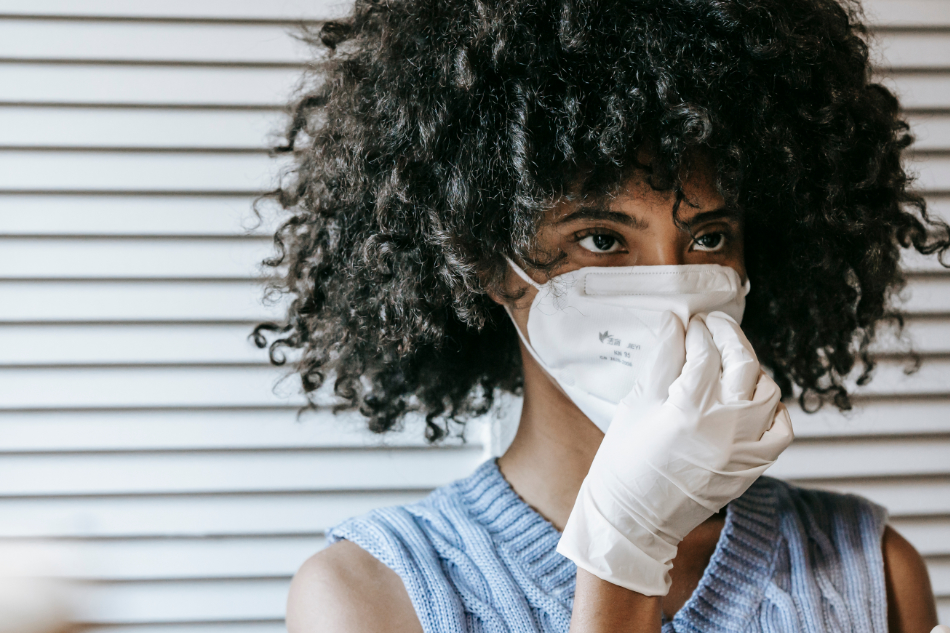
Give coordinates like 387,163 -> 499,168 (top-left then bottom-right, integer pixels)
630,198 -> 690,266
645,232 -> 687,266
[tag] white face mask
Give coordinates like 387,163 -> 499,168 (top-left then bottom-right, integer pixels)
505,258 -> 751,432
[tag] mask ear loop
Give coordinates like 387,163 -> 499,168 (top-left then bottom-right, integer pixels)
502,257 -> 575,402
501,257 -> 543,352
504,256 -> 543,290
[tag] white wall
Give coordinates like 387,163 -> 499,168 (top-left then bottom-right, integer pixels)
0,1 -> 946,630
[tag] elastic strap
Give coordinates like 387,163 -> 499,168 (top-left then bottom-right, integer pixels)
502,304 -> 574,404
503,257 -> 578,406
505,256 -> 543,290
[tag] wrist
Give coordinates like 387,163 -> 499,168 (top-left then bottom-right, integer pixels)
556,474 -> 690,596
570,568 -> 662,633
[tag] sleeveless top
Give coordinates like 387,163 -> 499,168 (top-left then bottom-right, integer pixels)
327,459 -> 889,633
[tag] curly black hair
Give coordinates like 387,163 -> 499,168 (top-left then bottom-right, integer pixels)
254,0 -> 950,441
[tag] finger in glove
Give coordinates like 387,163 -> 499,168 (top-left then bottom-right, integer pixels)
667,316 -> 721,410
621,311 -> 686,406
705,311 -> 759,403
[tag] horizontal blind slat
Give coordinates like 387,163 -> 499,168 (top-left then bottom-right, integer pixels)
0,366 -> 306,409
843,359 -> 950,397
785,398 -> 950,438
770,437 -> 950,480
877,32 -> 950,70
83,625 -> 285,633
911,155 -> 950,193
896,275 -> 950,314
930,559 -> 950,595
890,518 -> 950,557
0,491 -> 430,538
0,324 -> 271,364
0,281 -> 278,322
0,449 -> 488,496
0,409 -> 482,452
879,73 -> 950,111
920,195 -> 950,224
909,114 -> 950,151
868,316 -> 950,354
0,64 -> 301,107
0,238 -> 273,279
0,107 -> 287,150
0,0 -> 345,21
863,0 -> 950,29
6,537 -> 324,581
0,21 -> 309,64
0,152 -> 283,193
793,479 -> 950,517
72,578 -> 289,624
0,195 -> 274,237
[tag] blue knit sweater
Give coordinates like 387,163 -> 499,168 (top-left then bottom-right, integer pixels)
327,459 -> 889,633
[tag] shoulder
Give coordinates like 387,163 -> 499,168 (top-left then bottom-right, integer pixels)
766,477 -> 889,541
294,478 -> 479,632
289,460 -> 527,632
765,478 -> 891,573
882,525 -> 938,633
762,479 -> 938,632
286,539 -> 423,633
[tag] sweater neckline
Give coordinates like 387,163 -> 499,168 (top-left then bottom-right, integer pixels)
453,459 -> 782,630
453,458 -> 576,598
665,476 -> 782,633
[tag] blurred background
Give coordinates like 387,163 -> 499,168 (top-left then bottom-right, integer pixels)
0,0 -> 947,631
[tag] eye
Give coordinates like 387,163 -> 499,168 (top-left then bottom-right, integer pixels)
692,232 -> 725,252
578,233 -> 622,253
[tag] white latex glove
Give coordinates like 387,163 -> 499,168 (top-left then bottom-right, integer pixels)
556,311 -> 794,596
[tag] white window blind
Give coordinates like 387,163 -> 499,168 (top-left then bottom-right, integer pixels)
0,1 -> 946,630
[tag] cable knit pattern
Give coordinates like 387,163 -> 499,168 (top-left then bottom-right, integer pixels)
327,460 -> 888,633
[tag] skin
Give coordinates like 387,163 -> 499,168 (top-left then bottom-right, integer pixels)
285,163 -> 938,633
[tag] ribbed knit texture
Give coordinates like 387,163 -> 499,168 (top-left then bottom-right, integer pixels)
327,460 -> 888,633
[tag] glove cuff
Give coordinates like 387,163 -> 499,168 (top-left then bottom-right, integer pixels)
556,481 -> 676,596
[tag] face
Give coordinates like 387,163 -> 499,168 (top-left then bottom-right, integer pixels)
495,161 -> 746,333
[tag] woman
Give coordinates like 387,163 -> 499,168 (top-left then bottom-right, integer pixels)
255,0 -> 948,630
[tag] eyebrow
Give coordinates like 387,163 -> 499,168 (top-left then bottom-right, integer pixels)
556,204 -> 740,230
556,205 -> 650,230
680,207 -> 741,229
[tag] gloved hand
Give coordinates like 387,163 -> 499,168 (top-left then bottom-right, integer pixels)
556,311 -> 794,596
